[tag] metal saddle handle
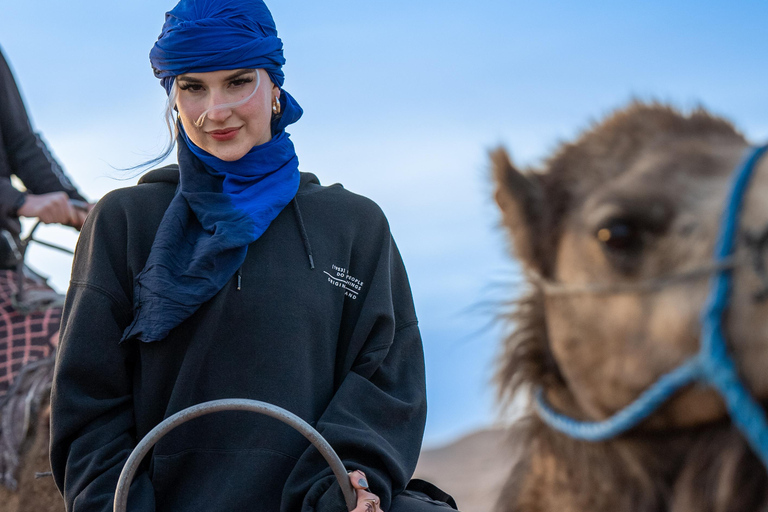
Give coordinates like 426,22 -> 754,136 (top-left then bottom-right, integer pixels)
113,399 -> 358,512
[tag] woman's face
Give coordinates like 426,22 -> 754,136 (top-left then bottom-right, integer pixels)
175,68 -> 279,161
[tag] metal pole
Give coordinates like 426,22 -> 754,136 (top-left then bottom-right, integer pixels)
113,399 -> 358,512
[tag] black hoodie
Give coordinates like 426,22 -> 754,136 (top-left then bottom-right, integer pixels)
50,166 -> 427,512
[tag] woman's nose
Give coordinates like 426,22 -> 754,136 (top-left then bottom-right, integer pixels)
204,90 -> 233,122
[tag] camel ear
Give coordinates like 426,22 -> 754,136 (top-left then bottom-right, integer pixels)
491,147 -> 544,272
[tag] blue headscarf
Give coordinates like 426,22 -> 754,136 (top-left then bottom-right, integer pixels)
122,0 -> 302,343
148,0 -> 302,132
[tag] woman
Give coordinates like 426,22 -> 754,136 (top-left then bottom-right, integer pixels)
50,1 -> 453,511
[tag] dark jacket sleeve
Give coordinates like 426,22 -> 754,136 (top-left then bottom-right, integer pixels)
0,47 -> 86,221
49,194 -> 155,512
281,232 -> 427,512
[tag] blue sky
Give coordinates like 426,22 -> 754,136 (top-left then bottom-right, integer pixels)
2,1 -> 767,446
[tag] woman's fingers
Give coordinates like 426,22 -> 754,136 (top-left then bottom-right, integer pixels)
347,471 -> 385,512
349,470 -> 369,490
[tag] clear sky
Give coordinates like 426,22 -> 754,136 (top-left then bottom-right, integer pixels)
1,0 -> 766,447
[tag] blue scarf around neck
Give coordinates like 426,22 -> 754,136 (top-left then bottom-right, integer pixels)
121,124 -> 300,343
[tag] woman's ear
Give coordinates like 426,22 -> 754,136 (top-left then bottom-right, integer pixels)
272,85 -> 282,116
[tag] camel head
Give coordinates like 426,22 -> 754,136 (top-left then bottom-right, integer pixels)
493,102 -> 768,431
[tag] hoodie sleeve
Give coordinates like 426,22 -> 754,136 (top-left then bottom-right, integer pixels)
49,194 -> 155,512
281,230 -> 427,512
0,49 -> 86,209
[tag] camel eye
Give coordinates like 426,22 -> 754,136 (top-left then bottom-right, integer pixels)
590,200 -> 672,273
596,220 -> 643,255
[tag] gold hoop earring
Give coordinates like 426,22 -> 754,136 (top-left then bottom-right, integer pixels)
272,96 -> 281,115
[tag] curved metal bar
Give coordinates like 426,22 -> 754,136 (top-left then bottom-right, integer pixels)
113,399 -> 357,512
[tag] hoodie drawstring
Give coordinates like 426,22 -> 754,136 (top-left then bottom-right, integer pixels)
236,197 -> 314,291
291,197 -> 315,270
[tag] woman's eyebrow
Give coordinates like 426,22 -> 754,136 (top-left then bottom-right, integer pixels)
224,69 -> 255,80
177,70 -> 255,84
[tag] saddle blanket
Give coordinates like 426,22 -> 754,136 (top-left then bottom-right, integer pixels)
0,269 -> 61,398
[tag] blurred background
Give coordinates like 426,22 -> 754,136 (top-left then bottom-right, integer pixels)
1,0 -> 767,452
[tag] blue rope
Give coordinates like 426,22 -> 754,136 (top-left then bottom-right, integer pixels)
535,144 -> 768,467
535,358 -> 703,441
702,144 -> 768,467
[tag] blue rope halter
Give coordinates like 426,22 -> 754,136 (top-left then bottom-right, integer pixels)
535,144 -> 768,468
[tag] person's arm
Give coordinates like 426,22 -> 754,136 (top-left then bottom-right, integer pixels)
50,194 -> 156,512
0,48 -> 90,230
0,179 -> 26,233
282,234 -> 427,512
0,48 -> 86,201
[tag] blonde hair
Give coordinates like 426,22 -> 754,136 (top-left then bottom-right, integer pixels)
162,80 -> 180,152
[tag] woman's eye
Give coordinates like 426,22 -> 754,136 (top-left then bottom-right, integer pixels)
230,77 -> 254,87
596,220 -> 643,254
179,83 -> 203,92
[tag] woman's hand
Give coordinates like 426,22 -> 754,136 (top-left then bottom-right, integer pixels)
348,470 -> 385,512
17,192 -> 92,230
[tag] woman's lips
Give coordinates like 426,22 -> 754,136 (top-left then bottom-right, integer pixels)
208,127 -> 241,141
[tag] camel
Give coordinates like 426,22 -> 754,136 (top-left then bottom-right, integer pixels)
492,102 -> 768,512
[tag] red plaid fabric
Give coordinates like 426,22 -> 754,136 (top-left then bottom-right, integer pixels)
0,270 -> 60,398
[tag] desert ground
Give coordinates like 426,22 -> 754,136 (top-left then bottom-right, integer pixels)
415,428 -> 514,512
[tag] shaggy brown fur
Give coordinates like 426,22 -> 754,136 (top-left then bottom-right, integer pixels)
0,405 -> 62,512
493,102 -> 768,512
0,359 -> 62,512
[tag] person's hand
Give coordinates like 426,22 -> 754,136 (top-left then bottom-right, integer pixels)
17,192 -> 92,230
68,200 -> 96,230
348,470 -> 385,512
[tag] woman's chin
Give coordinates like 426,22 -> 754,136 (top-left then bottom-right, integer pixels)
214,151 -> 248,162
202,134 -> 272,161
202,144 -> 250,162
